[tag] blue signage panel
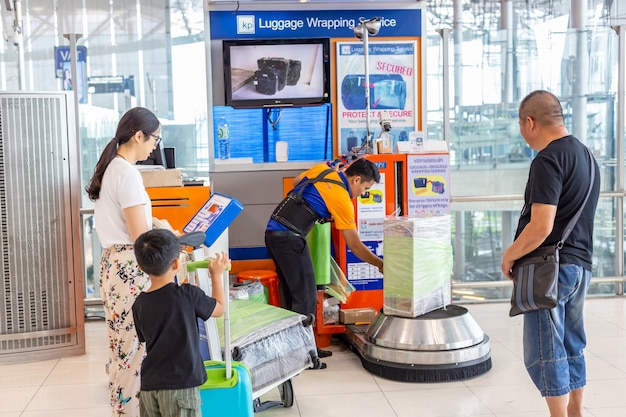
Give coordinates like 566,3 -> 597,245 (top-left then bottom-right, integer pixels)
209,9 -> 422,39
54,46 -> 88,103
54,46 -> 87,75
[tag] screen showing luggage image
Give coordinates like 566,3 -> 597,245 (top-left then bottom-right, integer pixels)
223,38 -> 331,108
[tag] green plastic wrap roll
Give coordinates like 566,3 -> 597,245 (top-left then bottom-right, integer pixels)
307,222 -> 331,285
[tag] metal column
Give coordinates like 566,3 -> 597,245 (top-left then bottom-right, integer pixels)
453,0 -> 463,110
500,0 -> 514,103
571,0 -> 589,141
613,25 -> 625,294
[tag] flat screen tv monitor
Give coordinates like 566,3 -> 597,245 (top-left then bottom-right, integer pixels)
223,38 -> 331,108
136,144 -> 167,168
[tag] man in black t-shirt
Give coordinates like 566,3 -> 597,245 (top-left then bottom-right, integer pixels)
132,229 -> 229,417
501,90 -> 600,417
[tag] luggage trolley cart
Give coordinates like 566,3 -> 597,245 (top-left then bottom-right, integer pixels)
181,192 -> 321,412
219,300 -> 321,412
187,265 -> 320,412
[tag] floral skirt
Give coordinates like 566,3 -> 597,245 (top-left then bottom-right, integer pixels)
100,244 -> 150,417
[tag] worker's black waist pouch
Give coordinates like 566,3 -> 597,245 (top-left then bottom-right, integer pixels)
270,192 -> 319,236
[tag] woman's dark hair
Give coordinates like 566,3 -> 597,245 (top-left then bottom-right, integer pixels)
85,107 -> 159,200
344,158 -> 380,183
134,229 -> 180,276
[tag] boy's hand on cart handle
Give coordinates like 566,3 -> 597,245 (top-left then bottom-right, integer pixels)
208,252 -> 231,274
207,252 -> 229,318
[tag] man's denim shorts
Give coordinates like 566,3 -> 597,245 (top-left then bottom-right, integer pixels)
522,264 -> 591,397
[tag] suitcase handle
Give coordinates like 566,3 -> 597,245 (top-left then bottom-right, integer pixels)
186,260 -> 232,378
219,269 -> 231,379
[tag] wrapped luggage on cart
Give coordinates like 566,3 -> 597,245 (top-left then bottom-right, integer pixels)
216,300 -> 320,412
185,257 -> 319,412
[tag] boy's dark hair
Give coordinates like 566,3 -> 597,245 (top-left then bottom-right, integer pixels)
344,158 -> 380,183
134,229 -> 180,276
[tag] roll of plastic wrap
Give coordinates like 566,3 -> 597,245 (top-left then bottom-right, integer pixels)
307,222 -> 331,285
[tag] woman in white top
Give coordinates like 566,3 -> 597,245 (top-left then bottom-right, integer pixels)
86,107 -> 161,417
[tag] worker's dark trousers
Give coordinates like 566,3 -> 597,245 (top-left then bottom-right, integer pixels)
265,230 -> 317,317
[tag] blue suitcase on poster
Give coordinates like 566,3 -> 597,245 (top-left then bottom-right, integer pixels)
200,360 -> 254,416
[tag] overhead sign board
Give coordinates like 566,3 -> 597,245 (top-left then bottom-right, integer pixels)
209,9 -> 422,39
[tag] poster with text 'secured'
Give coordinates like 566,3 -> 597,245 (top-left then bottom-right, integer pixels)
336,40 -> 418,155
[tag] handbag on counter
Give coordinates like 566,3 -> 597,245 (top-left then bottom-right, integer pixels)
509,147 -> 594,317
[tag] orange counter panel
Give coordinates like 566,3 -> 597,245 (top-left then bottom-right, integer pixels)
146,186 -> 210,232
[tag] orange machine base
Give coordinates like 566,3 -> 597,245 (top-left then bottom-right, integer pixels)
314,290 -> 345,347
342,289 -> 384,312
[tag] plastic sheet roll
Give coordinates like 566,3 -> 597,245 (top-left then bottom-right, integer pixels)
325,257 -> 354,303
307,222 -> 331,285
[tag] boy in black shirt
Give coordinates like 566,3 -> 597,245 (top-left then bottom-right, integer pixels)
132,229 -> 229,417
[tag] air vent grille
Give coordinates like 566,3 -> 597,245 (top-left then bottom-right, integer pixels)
0,93 -> 84,358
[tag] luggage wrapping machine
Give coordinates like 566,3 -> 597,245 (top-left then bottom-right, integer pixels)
334,155 -> 492,382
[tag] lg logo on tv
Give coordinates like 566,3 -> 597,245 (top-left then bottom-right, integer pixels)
237,15 -> 255,34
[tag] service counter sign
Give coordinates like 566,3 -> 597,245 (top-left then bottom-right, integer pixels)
209,10 -> 422,39
407,154 -> 451,215
336,40 -> 417,154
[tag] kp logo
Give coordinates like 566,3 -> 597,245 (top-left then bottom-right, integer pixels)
237,15 -> 255,34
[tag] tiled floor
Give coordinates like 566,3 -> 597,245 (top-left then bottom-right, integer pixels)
1,298 -> 625,417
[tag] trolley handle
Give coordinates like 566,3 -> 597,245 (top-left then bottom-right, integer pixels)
186,259 -> 232,272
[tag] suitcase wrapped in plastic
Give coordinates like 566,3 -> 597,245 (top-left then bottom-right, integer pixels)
216,300 -> 318,395
383,215 -> 453,318
200,360 -> 254,416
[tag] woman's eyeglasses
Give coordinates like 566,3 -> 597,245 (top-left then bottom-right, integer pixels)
144,132 -> 162,147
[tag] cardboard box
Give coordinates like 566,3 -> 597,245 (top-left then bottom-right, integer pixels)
140,168 -> 183,188
376,139 -> 393,154
339,307 -> 378,324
